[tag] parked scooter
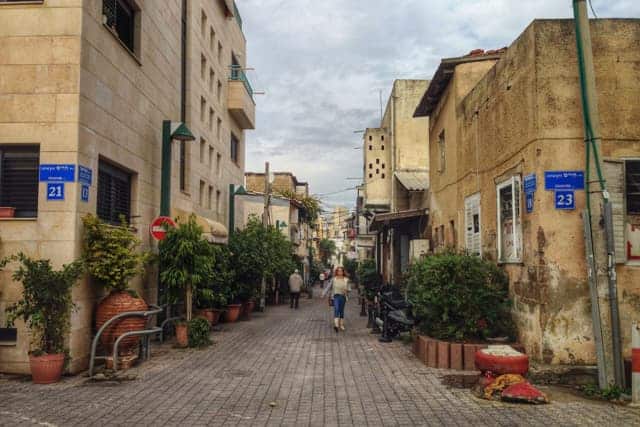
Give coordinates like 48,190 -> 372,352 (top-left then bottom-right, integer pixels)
375,285 -> 416,343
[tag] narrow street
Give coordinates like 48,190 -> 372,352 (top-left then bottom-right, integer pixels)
0,295 -> 637,427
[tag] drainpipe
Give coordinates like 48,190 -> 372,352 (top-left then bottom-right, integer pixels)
181,0 -> 187,122
390,87 -> 396,285
573,0 -> 624,388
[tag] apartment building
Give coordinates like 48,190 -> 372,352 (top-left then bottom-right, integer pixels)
0,0 -> 253,374
414,19 -> 640,365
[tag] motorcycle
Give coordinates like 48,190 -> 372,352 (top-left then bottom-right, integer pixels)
374,285 -> 417,343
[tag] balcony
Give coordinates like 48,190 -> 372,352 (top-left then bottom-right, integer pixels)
228,65 -> 255,129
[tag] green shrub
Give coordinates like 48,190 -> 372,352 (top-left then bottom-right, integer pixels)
187,317 -> 211,348
406,252 -> 515,341
196,244 -> 233,309
357,259 -> 381,301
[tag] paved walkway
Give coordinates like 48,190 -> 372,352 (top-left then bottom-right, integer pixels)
1,295 -> 639,426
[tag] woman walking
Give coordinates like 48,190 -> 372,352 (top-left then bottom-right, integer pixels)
324,266 -> 351,333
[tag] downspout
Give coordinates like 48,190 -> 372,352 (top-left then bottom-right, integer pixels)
573,0 -> 624,387
390,88 -> 396,285
181,0 -> 187,122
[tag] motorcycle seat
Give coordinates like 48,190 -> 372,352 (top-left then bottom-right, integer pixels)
389,310 -> 414,325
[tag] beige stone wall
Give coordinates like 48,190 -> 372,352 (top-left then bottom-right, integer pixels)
363,128 -> 391,208
0,0 -> 84,374
439,19 -> 640,364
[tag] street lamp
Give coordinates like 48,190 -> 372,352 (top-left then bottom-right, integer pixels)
160,120 -> 195,217
228,184 -> 248,234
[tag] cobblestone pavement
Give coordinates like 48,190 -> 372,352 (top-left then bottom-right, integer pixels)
1,295 -> 640,426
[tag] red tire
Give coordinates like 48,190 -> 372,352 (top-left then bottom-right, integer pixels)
475,348 -> 529,375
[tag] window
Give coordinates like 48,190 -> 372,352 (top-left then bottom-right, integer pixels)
0,145 -> 39,218
626,161 -> 640,215
216,189 -> 221,214
369,173 -> 373,179
200,97 -> 206,122
208,185 -> 213,210
209,69 -> 215,92
369,163 -> 372,169
465,193 -> 481,256
209,108 -> 214,131
381,145 -> 385,151
381,135 -> 384,141
368,145 -> 372,151
381,173 -> 385,179
216,153 -> 222,178
217,41 -> 223,63
496,176 -> 522,263
376,169 -> 379,174
376,158 -> 380,164
179,142 -> 187,191
230,133 -> 240,164
217,118 -> 222,140
200,10 -> 207,39
438,130 -> 445,173
368,135 -> 372,141
199,180 -> 205,206
382,163 -> 385,169
209,146 -> 214,167
201,54 -> 207,80
217,80 -> 222,102
103,0 -> 139,53
200,138 -> 206,163
604,159 -> 640,262
209,28 -> 215,52
97,160 -> 131,224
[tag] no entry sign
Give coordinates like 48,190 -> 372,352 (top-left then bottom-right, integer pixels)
150,216 -> 176,241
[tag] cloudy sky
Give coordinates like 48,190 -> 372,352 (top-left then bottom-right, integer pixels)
240,0 -> 640,213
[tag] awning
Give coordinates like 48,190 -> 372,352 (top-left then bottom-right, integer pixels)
369,208 -> 428,232
171,208 -> 229,244
395,170 -> 429,191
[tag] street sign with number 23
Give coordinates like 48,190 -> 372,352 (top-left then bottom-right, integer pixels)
555,190 -> 575,210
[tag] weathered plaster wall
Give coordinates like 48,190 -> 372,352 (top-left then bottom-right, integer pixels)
363,128 -> 391,208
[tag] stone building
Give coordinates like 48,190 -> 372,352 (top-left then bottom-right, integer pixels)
414,19 -> 640,365
0,0 -> 253,374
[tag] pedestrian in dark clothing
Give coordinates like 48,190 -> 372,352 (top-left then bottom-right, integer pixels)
289,269 -> 303,309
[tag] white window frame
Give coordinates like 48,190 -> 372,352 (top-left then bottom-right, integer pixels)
496,176 -> 522,263
464,193 -> 481,256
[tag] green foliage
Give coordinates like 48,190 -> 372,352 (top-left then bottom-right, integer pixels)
159,215 -> 214,320
581,384 -> 628,401
82,214 -> 151,294
4,253 -> 84,355
229,216 -> 295,302
343,258 -> 358,284
196,244 -> 233,309
357,259 -> 381,301
276,190 -> 321,223
318,239 -> 336,265
406,252 -> 515,341
187,317 -> 211,348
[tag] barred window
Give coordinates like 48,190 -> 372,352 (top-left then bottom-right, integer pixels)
103,0 -> 138,53
97,160 -> 131,224
0,145 -> 39,218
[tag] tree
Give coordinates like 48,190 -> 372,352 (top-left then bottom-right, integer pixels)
318,238 -> 336,265
159,215 -> 214,321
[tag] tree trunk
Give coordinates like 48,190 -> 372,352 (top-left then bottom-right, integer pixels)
186,283 -> 193,321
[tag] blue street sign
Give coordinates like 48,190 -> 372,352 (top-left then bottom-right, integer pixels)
544,171 -> 585,191
526,192 -> 534,213
47,183 -> 65,201
555,190 -> 575,210
39,164 -> 76,182
78,165 -> 92,185
81,184 -> 90,202
523,174 -> 537,193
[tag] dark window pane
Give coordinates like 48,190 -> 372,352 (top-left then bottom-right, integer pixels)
97,160 -> 131,224
627,160 -> 640,215
0,146 -> 39,218
103,0 -> 136,52
230,133 -> 239,163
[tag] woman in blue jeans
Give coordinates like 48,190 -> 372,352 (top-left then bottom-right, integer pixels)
325,266 -> 351,333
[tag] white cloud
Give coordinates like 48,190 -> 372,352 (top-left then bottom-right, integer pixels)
239,0 -> 639,207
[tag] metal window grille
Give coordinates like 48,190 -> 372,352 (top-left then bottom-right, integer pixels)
103,0 -> 136,52
0,146 -> 39,218
626,160 -> 640,215
97,160 -> 131,224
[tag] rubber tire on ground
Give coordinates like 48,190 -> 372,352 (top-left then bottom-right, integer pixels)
474,349 -> 529,375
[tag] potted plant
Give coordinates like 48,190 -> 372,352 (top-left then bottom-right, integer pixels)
159,215 -> 213,345
82,214 -> 152,364
197,244 -> 233,326
0,207 -> 15,218
4,253 -> 84,384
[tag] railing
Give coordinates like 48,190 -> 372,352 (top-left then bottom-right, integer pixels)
229,65 -> 253,99
233,1 -> 243,30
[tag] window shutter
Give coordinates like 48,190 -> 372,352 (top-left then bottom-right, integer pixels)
465,194 -> 481,256
603,159 -> 626,263
97,160 -> 131,224
0,147 -> 39,218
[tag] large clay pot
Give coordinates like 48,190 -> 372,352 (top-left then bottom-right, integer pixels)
210,309 -> 222,326
241,300 -> 256,320
95,291 -> 148,356
198,309 -> 222,326
30,353 -> 65,384
175,323 -> 188,348
224,304 -> 242,323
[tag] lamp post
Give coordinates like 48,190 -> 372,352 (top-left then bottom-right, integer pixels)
160,120 -> 195,217
228,184 -> 248,235
158,120 -> 195,312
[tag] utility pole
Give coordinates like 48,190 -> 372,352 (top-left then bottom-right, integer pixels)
260,161 -> 270,311
574,0 -> 623,388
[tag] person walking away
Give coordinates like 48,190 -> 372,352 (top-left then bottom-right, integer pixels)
289,269 -> 303,309
323,266 -> 351,332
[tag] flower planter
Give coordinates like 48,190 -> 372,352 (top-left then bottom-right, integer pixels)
29,353 -> 65,384
95,291 -> 148,358
241,300 -> 256,321
224,304 -> 242,323
198,308 -> 223,326
175,323 -> 188,348
0,207 -> 15,218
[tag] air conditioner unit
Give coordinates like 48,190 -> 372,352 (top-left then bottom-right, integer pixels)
409,239 -> 430,260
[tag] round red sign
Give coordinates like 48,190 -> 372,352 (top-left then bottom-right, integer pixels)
150,216 -> 176,241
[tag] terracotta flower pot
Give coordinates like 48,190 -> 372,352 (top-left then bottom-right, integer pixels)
0,207 -> 15,218
210,309 -> 222,326
198,309 -> 222,326
95,291 -> 148,357
29,353 -> 65,384
175,323 -> 188,348
224,304 -> 242,323
243,300 -> 256,320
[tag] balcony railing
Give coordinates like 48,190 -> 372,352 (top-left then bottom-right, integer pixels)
229,65 -> 253,99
